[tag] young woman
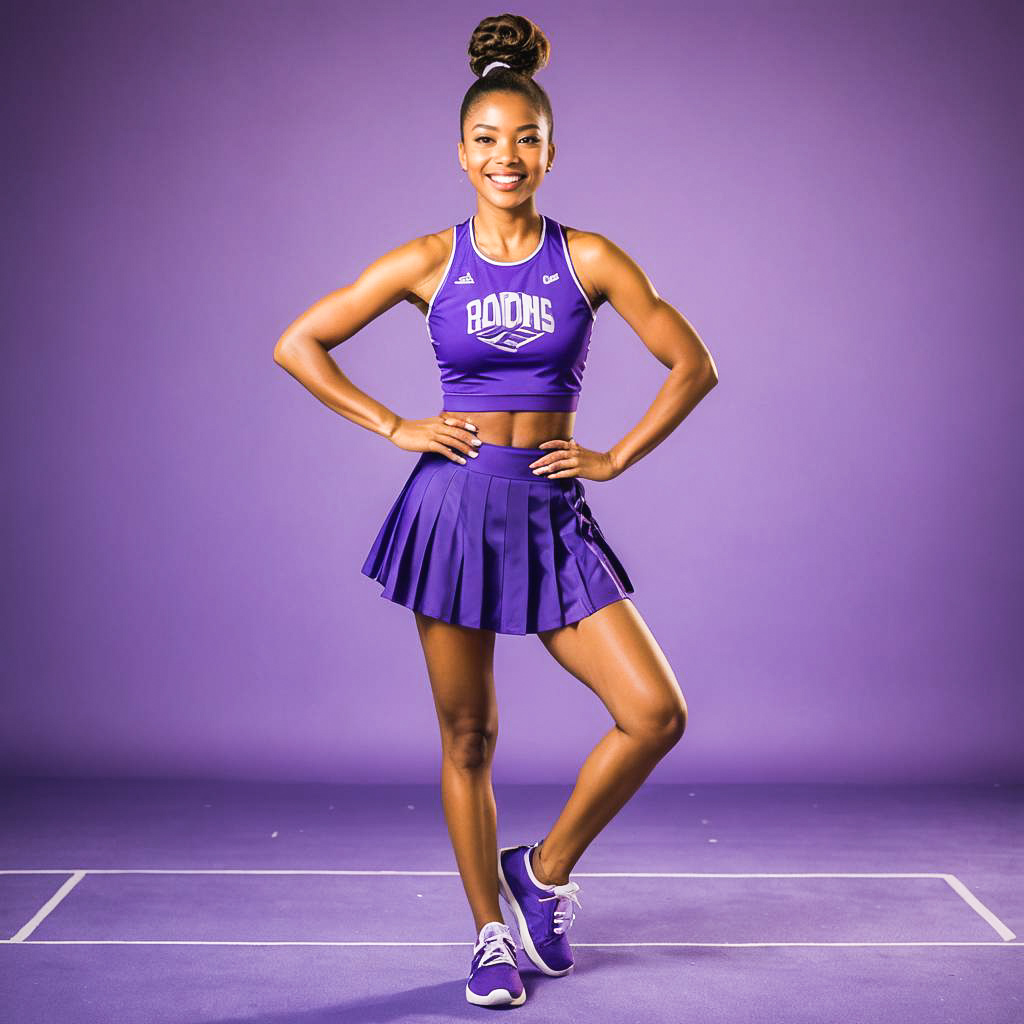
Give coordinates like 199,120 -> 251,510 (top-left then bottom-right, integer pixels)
274,13 -> 718,1009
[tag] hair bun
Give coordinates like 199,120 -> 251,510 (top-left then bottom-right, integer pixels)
468,14 -> 550,79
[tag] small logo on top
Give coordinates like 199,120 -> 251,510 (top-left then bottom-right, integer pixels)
455,272 -> 475,284
542,272 -> 559,284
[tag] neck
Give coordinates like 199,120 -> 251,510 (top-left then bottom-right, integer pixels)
472,206 -> 543,259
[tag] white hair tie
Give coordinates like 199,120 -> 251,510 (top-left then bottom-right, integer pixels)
482,61 -> 511,76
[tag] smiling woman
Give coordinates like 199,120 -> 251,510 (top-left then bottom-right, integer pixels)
273,9 -> 715,1013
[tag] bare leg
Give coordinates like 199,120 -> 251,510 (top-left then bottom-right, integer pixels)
414,611 -> 504,932
530,598 -> 688,886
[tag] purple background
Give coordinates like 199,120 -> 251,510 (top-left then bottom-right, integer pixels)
1,0 -> 1020,785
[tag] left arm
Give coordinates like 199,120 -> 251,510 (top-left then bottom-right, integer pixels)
577,231 -> 718,476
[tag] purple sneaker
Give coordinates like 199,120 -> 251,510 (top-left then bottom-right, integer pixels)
465,920 -> 526,1007
498,841 -> 583,976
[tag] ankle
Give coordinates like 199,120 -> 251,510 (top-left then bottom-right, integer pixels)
531,842 -> 569,887
475,918 -> 509,935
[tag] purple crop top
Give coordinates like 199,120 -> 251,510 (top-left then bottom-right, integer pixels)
426,213 -> 597,412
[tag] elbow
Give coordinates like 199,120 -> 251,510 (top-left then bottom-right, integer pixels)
273,333 -> 300,367
699,354 -> 719,388
275,331 -> 328,367
675,358 -> 718,389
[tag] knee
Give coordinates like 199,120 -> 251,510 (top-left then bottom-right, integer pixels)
442,722 -> 497,771
632,698 -> 688,752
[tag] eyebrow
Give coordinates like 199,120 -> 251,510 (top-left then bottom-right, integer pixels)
471,123 -> 541,131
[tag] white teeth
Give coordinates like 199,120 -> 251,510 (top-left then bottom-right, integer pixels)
489,174 -> 524,183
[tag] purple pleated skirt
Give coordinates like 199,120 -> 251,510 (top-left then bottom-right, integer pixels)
360,441 -> 635,635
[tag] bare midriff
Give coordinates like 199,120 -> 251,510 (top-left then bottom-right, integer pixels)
439,408 -> 575,448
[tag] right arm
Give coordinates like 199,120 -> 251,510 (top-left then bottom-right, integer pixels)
273,233 -> 479,462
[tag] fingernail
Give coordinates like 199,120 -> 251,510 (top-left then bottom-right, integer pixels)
471,438 -> 482,446
468,450 -> 478,458
444,419 -> 454,425
457,456 -> 467,464
466,421 -> 477,431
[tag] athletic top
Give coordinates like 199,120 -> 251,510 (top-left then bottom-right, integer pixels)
426,213 -> 597,412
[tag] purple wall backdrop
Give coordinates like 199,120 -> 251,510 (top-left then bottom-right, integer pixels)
1,0 -> 1020,784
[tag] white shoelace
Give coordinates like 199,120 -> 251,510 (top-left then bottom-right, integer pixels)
475,927 -> 517,968
538,880 -> 583,935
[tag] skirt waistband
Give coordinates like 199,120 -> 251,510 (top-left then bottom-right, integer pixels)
451,440 -> 569,483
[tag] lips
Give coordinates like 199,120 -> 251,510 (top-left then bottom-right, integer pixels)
487,173 -> 526,191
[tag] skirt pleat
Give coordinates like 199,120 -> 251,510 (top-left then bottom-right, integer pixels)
500,479 -> 531,634
386,464 -> 454,609
531,485 -> 565,628
452,471 -> 489,627
363,455 -> 437,582
434,469 -> 468,622
360,445 -> 634,635
552,496 -> 599,625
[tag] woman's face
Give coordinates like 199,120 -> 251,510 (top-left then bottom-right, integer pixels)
459,93 -> 553,206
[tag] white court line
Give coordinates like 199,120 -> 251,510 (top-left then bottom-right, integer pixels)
943,874 -> 1017,941
2,939 -> 1022,948
8,871 -> 85,942
0,869 -> 967,877
0,869 -> 1015,945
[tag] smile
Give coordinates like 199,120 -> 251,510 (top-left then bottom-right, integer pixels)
487,174 -> 526,190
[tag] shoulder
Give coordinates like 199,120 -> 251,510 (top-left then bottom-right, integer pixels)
385,224 -> 457,310
419,223 -> 458,262
560,225 -> 653,302
402,224 -> 457,276
560,225 -> 609,262
559,225 -> 619,307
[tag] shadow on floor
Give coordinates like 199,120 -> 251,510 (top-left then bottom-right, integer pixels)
192,957 -> 638,1022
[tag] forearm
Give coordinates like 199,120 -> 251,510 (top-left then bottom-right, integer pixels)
274,333 -> 400,440
608,362 -> 717,474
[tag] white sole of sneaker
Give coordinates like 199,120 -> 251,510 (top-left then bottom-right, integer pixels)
465,982 -> 527,1006
497,846 -> 575,978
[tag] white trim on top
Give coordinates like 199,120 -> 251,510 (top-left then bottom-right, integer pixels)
426,224 -> 459,315
469,214 -> 546,266
425,223 -> 459,350
557,222 -> 596,320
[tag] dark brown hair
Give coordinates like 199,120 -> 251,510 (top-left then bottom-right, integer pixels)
461,14 -> 553,143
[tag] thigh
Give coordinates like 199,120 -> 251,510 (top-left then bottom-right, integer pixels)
415,611 -> 499,734
537,599 -> 687,736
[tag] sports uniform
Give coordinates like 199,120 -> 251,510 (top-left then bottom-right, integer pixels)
360,213 -> 635,634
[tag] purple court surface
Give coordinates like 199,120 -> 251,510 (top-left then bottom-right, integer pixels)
0,778 -> 1020,1022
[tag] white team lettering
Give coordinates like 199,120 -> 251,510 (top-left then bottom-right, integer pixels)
466,291 -> 554,335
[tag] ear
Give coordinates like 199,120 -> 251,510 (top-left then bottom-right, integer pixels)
457,140 -> 467,172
